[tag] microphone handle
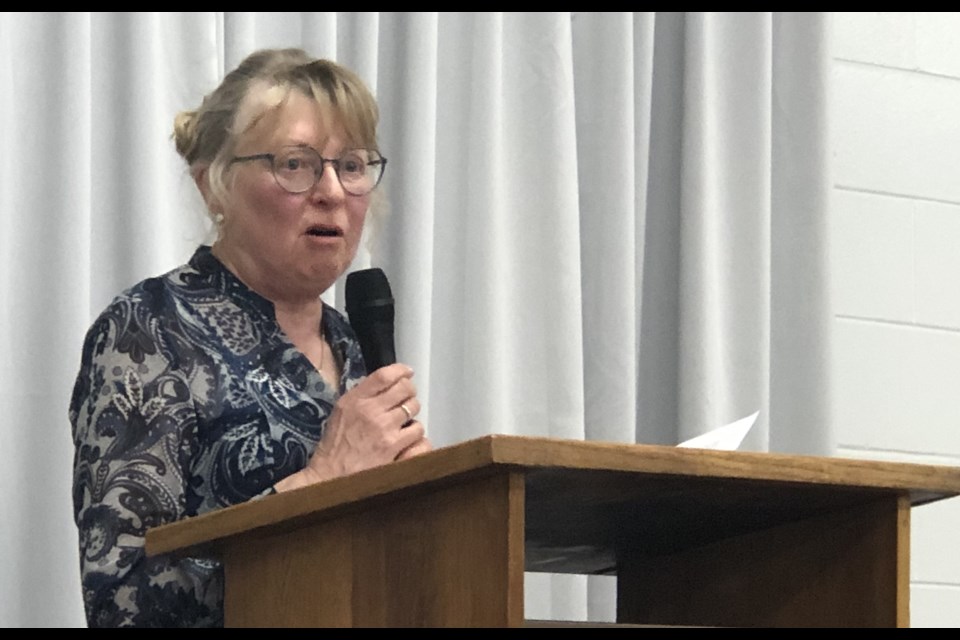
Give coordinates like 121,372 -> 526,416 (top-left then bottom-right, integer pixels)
355,321 -> 396,372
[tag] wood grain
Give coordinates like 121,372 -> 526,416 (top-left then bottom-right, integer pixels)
147,435 -> 960,558
142,435 -> 960,627
222,472 -> 525,627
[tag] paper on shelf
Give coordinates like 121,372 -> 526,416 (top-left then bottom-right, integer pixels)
676,411 -> 759,451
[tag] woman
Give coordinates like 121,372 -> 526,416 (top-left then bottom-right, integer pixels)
69,47 -> 430,627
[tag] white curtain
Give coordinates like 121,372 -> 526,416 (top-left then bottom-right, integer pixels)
0,11 -> 833,627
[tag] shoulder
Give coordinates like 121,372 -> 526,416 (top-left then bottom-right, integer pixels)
89,247 -> 215,332
91,275 -> 174,329
80,259 -> 199,365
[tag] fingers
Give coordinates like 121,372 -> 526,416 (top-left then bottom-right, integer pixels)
376,377 -> 417,412
396,397 -> 421,426
350,362 -> 420,426
305,361 -> 426,484
357,363 -> 414,397
396,434 -> 433,461
326,360 -> 420,437
397,401 -> 413,425
394,422 -> 427,454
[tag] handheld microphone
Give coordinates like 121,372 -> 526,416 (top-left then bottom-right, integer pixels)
345,267 -> 396,372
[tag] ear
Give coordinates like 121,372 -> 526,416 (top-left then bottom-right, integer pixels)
193,166 -> 222,214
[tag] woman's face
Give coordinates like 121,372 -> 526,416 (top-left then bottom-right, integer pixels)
214,91 -> 371,302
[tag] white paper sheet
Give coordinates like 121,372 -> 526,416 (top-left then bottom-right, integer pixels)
676,411 -> 759,451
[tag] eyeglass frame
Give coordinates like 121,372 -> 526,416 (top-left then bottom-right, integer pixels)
228,145 -> 388,196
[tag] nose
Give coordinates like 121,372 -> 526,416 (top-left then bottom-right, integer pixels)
310,162 -> 345,203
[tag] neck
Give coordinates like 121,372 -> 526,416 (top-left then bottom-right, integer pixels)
274,298 -> 325,344
211,241 -> 327,304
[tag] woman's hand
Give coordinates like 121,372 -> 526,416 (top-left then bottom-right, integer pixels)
275,363 -> 430,491
396,436 -> 433,460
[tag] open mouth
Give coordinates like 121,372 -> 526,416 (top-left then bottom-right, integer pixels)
305,225 -> 342,238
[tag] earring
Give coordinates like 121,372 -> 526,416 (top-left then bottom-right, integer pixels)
213,212 -> 224,226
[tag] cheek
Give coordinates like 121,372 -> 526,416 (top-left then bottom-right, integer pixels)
230,181 -> 301,228
346,199 -> 369,239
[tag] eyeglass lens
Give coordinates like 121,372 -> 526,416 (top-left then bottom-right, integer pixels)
273,146 -> 384,195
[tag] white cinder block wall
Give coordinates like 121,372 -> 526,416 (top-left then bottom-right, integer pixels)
832,11 -> 960,628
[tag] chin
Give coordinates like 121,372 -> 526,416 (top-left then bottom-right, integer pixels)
305,262 -> 343,291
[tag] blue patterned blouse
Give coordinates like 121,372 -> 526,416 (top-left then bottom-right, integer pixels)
69,245 -> 367,627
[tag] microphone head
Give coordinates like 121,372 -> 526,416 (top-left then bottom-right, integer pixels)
345,267 -> 396,371
345,267 -> 394,321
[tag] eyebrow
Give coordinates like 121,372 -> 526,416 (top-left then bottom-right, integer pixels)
282,142 -> 364,155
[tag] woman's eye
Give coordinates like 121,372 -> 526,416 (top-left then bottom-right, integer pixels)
342,158 -> 363,174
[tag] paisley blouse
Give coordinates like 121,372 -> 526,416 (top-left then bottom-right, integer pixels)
69,245 -> 367,627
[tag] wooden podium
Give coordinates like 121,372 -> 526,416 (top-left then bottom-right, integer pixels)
145,435 -> 960,627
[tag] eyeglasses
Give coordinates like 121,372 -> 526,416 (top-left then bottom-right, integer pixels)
229,145 -> 387,196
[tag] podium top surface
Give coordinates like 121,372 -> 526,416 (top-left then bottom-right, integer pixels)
146,434 -> 960,565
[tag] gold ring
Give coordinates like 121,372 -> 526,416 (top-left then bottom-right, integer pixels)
400,403 -> 412,422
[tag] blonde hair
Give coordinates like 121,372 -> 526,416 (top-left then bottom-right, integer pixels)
172,48 -> 385,227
